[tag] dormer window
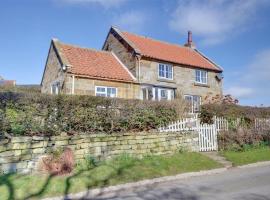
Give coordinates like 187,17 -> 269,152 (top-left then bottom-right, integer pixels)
195,69 -> 208,84
158,63 -> 173,80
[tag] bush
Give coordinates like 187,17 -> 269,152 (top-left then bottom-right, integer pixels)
201,103 -> 270,121
0,92 -> 185,136
38,147 -> 75,175
218,128 -> 270,151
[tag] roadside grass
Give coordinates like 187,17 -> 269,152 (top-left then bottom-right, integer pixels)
0,152 -> 221,200
221,146 -> 270,166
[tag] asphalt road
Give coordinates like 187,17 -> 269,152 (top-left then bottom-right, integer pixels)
86,165 -> 270,200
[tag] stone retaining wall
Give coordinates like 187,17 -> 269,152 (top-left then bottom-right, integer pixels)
0,131 -> 199,174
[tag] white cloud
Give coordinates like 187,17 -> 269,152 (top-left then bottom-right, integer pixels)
225,49 -> 270,106
169,0 -> 269,45
59,0 -> 128,8
225,86 -> 254,99
113,11 -> 147,32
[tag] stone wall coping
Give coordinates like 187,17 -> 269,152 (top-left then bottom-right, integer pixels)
5,131 -> 195,141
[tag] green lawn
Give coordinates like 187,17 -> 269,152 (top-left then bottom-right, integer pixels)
221,146 -> 270,166
0,152 -> 221,200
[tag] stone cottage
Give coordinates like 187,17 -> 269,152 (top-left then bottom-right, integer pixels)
0,76 -> 16,86
41,27 -> 223,112
41,39 -> 140,99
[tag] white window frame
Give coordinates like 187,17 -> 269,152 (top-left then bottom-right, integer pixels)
158,63 -> 173,80
95,86 -> 117,98
51,82 -> 60,95
195,69 -> 208,84
157,88 -> 174,101
141,86 -> 175,101
184,95 -> 201,113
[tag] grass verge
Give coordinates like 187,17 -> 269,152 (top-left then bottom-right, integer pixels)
221,146 -> 270,166
0,152 -> 221,200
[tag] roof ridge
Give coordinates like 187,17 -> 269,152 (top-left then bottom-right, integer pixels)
119,29 -> 190,51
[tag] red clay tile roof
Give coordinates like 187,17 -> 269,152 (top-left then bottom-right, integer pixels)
56,41 -> 135,82
0,80 -> 16,86
118,30 -> 222,72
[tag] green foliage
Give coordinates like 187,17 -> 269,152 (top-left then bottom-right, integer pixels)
201,103 -> 270,122
0,152 -> 221,200
0,92 -> 183,136
199,107 -> 214,124
218,128 -> 270,151
222,146 -> 270,166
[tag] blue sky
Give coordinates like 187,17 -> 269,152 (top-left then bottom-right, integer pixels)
0,0 -> 270,106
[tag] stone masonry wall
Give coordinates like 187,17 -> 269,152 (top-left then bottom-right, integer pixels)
139,59 -> 223,102
41,44 -> 65,94
64,75 -> 141,99
0,132 -> 199,174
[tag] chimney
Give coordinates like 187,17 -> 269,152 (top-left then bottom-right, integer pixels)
184,31 -> 196,49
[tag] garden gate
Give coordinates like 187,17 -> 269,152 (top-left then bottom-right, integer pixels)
159,117 -> 218,152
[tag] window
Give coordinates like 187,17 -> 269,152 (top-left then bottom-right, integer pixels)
158,88 -> 174,101
141,86 -> 175,101
184,95 -> 201,113
195,70 -> 208,84
51,82 -> 60,95
158,63 -> 173,79
160,89 -> 168,100
95,86 -> 117,98
142,87 -> 153,100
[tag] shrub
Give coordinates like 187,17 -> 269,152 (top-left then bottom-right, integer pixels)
39,147 -> 75,175
218,128 -> 270,151
0,92 -> 185,136
201,103 -> 270,121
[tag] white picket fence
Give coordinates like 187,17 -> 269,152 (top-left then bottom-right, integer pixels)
159,118 -> 217,152
214,116 -> 229,131
159,115 -> 270,152
255,118 -> 270,131
214,117 -> 270,132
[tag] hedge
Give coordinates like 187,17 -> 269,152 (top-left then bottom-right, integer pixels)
200,104 -> 270,124
0,92 -> 185,136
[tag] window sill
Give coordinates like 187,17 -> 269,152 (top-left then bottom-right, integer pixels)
157,78 -> 175,83
194,82 -> 210,88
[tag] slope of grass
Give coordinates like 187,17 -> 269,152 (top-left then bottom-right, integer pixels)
0,152 -> 221,200
221,146 -> 270,166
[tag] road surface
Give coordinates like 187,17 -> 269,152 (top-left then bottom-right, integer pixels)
86,165 -> 270,200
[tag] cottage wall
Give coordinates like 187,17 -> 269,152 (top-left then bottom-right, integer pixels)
138,58 -> 222,102
64,75 -> 140,99
41,45 -> 65,94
